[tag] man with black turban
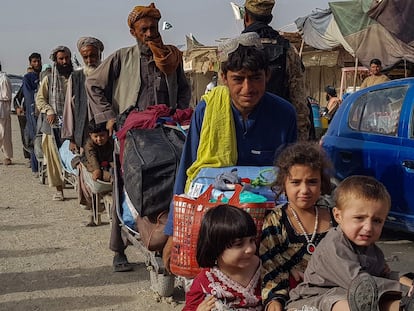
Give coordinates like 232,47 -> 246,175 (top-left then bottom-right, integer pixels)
86,3 -> 190,272
36,46 -> 73,202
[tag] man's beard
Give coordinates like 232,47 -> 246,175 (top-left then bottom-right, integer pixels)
56,63 -> 73,77
83,62 -> 100,77
137,39 -> 151,55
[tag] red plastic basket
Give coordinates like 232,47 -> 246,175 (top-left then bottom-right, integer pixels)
170,184 -> 274,278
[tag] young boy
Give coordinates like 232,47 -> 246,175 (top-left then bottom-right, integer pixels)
82,121 -> 113,182
286,175 -> 413,311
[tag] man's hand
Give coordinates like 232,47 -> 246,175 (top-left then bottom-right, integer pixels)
162,236 -> 173,274
92,169 -> 102,181
15,107 -> 24,116
106,118 -> 116,136
266,300 -> 284,311
47,114 -> 57,125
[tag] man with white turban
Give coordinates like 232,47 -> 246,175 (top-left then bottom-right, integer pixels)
36,46 -> 73,201
62,36 -> 104,153
86,3 -> 191,272
61,37 -> 105,218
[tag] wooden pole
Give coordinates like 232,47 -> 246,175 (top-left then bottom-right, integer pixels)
353,57 -> 359,92
299,38 -> 304,58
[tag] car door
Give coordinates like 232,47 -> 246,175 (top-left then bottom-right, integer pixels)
324,82 -> 414,231
395,87 -> 414,232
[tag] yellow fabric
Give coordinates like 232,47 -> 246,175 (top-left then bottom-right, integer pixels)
42,133 -> 63,187
185,86 -> 237,192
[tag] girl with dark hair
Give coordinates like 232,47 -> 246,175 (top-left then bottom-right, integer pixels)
260,141 -> 335,311
183,204 -> 263,311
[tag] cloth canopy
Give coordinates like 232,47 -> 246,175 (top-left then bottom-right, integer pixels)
295,0 -> 414,69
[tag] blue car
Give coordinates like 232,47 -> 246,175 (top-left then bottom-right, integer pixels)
322,78 -> 414,233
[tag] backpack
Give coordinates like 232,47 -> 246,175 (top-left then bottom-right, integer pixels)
262,37 -> 289,100
0,73 -> 12,101
122,125 -> 186,217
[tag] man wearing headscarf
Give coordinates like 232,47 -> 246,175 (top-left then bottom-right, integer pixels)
61,37 -> 105,221
86,3 -> 190,272
242,0 -> 311,141
62,37 -> 104,153
36,46 -> 73,201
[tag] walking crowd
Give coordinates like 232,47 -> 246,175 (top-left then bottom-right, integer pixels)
0,1 -> 413,311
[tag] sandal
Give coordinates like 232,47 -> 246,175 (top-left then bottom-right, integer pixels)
113,253 -> 133,272
347,273 -> 378,311
52,191 -> 64,201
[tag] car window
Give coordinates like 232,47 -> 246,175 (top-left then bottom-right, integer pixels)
349,86 -> 407,136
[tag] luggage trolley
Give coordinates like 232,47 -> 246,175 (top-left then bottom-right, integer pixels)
113,141 -> 176,298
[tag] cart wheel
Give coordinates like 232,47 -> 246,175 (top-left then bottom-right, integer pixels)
149,268 -> 175,297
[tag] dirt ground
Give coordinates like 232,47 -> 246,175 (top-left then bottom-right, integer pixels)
1,115 -> 413,311
0,115 -> 184,311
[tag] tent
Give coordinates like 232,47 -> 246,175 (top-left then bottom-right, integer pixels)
295,0 -> 414,70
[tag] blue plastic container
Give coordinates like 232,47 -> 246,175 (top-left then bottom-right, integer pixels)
311,103 -> 322,128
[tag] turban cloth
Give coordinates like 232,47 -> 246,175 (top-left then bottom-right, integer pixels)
127,3 -> 161,28
77,37 -> 104,52
49,46 -> 71,62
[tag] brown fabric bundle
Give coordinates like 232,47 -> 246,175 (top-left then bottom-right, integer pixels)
147,38 -> 182,75
127,3 -> 161,28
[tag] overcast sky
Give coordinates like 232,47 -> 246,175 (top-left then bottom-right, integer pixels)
0,0 -> 339,74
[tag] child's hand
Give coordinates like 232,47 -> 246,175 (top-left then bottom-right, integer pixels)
92,169 -> 102,181
196,295 -> 216,311
266,300 -> 284,311
291,268 -> 305,283
382,263 -> 391,277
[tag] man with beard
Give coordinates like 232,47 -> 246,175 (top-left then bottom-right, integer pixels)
242,0 -> 310,141
62,37 -> 104,154
61,37 -> 104,215
21,53 -> 42,176
86,3 -> 190,271
36,46 -> 73,201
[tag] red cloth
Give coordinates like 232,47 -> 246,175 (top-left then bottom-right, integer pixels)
115,104 -> 193,164
183,266 -> 262,311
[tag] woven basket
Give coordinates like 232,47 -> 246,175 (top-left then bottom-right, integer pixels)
170,184 -> 274,278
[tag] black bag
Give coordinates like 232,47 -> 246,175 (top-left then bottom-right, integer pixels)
122,125 -> 186,217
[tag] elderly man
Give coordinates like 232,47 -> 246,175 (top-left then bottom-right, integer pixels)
62,37 -> 104,153
162,32 -> 297,272
61,37 -> 105,215
242,0 -> 310,141
86,3 -> 190,272
0,63 -> 13,165
36,46 -> 73,201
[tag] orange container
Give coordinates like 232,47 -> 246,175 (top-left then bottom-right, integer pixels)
170,184 -> 274,278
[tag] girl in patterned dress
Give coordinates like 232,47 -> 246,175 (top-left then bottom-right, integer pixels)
183,204 -> 263,311
260,142 -> 335,311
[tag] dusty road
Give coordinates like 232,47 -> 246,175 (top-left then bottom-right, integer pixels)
1,115 -> 413,311
0,115 -> 183,311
